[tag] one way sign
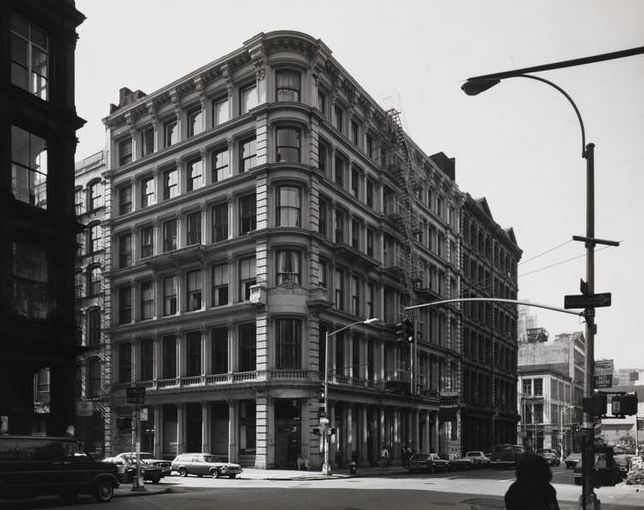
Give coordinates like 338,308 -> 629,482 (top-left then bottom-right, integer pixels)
564,292 -> 612,309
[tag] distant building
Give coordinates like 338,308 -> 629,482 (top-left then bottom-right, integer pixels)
517,331 -> 586,453
613,367 -> 644,387
517,305 -> 538,342
1,0 -> 85,435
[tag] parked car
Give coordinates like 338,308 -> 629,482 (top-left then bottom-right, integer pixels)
102,454 -> 164,484
573,447 -> 624,487
537,449 -> 561,467
114,452 -> 171,477
171,453 -> 242,478
565,452 -> 582,469
450,456 -> 476,470
0,435 -> 119,503
465,451 -> 491,467
407,453 -> 450,473
489,444 -> 526,469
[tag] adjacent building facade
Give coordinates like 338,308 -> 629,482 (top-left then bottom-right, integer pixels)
77,31 -> 521,466
517,331 -> 586,454
461,195 -> 522,452
1,0 -> 85,436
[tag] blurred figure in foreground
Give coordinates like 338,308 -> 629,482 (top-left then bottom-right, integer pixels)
505,453 -> 560,510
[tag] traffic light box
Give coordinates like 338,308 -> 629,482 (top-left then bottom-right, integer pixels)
395,318 -> 414,343
611,393 -> 638,416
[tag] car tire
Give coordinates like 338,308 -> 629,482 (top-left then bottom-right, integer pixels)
152,476 -> 161,484
179,467 -> 188,477
94,478 -> 114,503
215,469 -> 221,478
229,474 -> 236,479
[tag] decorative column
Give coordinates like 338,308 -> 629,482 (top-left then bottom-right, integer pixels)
360,405 -> 368,464
227,400 -> 238,463
153,406 -> 162,458
201,402 -> 211,453
433,412 -> 440,454
176,403 -> 185,456
255,394 -> 269,468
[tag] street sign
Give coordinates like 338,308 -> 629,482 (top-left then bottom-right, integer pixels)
126,385 -> 146,404
564,292 -> 611,309
594,374 -> 613,389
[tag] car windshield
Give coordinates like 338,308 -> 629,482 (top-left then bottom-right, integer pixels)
139,453 -> 154,460
203,455 -> 220,463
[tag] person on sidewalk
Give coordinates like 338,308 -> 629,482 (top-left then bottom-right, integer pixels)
380,446 -> 390,467
505,453 -> 560,510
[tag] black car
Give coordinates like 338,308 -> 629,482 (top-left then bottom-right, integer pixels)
407,453 -> 450,473
0,435 -> 119,503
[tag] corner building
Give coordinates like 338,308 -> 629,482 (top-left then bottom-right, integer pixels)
104,31 -> 468,468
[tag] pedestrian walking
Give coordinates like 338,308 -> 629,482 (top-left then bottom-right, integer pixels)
505,453 -> 560,510
380,446 -> 390,467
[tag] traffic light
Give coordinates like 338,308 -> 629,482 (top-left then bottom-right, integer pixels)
583,393 -> 607,417
611,394 -> 638,416
312,427 -> 321,436
403,318 -> 414,343
319,384 -> 326,404
395,321 -> 404,341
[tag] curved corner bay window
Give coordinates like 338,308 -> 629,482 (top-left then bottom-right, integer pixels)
275,127 -> 301,163
276,319 -> 302,369
276,186 -> 301,227
10,15 -> 48,100
11,126 -> 47,209
239,194 -> 256,234
12,242 -> 51,319
88,266 -> 102,296
276,70 -> 301,102
239,257 -> 256,301
276,250 -> 301,285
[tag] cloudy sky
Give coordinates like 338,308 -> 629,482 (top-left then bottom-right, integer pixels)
74,0 -> 644,368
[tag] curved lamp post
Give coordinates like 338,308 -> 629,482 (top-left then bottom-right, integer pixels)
321,317 -> 378,475
461,71 -> 618,510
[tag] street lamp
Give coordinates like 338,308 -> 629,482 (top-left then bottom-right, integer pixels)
462,67 -> 619,510
321,317 -> 378,475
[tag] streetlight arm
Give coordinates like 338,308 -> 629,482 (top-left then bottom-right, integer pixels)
328,319 -> 376,338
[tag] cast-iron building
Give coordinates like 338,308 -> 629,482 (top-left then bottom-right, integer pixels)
1,0 -> 85,435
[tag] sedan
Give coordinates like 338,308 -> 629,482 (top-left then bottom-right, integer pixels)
103,455 -> 164,483
565,452 -> 582,469
450,456 -> 476,470
171,453 -> 243,478
407,453 -> 450,473
465,451 -> 491,467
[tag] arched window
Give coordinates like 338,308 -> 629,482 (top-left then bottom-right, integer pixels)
87,223 -> 103,253
87,307 -> 101,345
276,249 -> 301,285
275,70 -> 301,102
88,180 -> 103,211
88,265 -> 102,296
275,127 -> 301,163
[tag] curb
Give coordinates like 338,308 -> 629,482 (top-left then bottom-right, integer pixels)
114,486 -> 173,498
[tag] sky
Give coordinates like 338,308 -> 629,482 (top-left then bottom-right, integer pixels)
74,0 -> 644,368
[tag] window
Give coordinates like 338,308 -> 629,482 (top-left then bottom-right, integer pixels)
10,15 -> 48,99
140,226 -> 154,258
213,97 -> 229,126
163,276 -> 177,316
276,250 -> 301,285
317,88 -> 327,115
319,259 -> 328,288
12,242 -> 50,319
351,219 -> 360,249
276,70 -> 301,102
163,118 -> 178,147
186,270 -> 202,311
187,107 -> 203,137
141,126 -> 155,156
186,332 -> 202,376
162,219 -> 177,252
87,308 -> 101,345
276,319 -> 301,369
86,182 -> 102,212
318,140 -> 329,173
334,155 -> 345,187
366,228 -> 374,257
366,134 -> 374,159
351,275 -> 361,316
88,358 -> 101,397
140,339 -> 154,381
367,283 -> 376,318
239,137 -> 257,172
366,178 -> 375,208
162,335 -> 176,378
238,257 -> 256,301
334,106 -> 344,133
11,126 -> 47,208
139,176 -> 155,208
118,233 -> 132,268
351,168 -> 361,198
318,197 -> 328,236
239,193 -> 256,234
211,203 -> 228,242
275,127 -> 301,162
211,327 -> 228,374
212,148 -> 230,181
350,120 -> 359,146
118,138 -> 132,166
238,323 -> 256,372
140,280 -> 154,320
88,265 -> 102,296
118,185 -> 132,215
88,223 -> 103,253
186,158 -> 203,191
118,343 -> 132,383
334,268 -> 344,310
163,168 -> 179,200
118,285 -> 132,324
534,378 -> 543,397
75,186 -> 84,215
186,212 -> 201,245
240,84 -> 257,114
211,263 -> 229,306
276,186 -> 300,227
335,209 -> 345,243
522,379 -> 532,397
